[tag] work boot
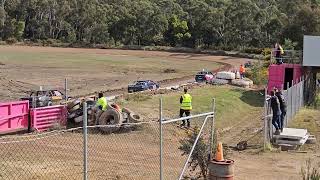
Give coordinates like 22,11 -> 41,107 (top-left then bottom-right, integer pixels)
187,122 -> 191,128
281,128 -> 284,133
274,129 -> 280,135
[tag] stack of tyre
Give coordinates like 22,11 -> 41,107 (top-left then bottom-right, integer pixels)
98,104 -> 141,133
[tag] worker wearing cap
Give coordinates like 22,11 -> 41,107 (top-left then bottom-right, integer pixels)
96,92 -> 108,111
239,64 -> 245,79
180,88 -> 192,128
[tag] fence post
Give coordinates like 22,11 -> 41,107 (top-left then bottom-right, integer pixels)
286,82 -> 291,127
209,98 -> 216,160
291,80 -> 294,120
83,102 -> 88,180
159,97 -> 163,180
302,76 -> 305,107
263,88 -> 268,149
65,78 -> 68,101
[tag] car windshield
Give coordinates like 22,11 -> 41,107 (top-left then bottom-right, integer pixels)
197,72 -> 207,75
136,82 -> 146,85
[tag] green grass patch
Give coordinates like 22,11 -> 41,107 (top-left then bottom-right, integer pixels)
290,108 -> 320,133
122,86 -> 264,128
290,107 -> 320,151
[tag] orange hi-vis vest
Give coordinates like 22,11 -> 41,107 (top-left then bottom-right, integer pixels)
240,66 -> 245,73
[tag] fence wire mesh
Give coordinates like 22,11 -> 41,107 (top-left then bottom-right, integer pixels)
0,99 -> 215,180
0,128 -> 83,180
264,78 -> 305,145
162,114 -> 213,180
87,122 -> 160,180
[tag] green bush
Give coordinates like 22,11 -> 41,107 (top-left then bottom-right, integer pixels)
179,128 -> 210,179
242,47 -> 264,54
178,128 -> 228,179
245,63 -> 268,85
5,37 -> 17,44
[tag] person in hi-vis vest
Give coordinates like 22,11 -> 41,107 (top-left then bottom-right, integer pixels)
180,88 -> 192,128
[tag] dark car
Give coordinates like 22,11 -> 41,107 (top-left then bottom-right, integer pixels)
244,61 -> 253,68
21,90 -> 70,108
128,80 -> 160,93
195,71 -> 214,82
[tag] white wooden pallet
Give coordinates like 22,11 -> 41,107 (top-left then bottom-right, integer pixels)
274,128 -> 309,146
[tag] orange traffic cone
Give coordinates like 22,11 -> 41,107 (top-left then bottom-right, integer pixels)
215,142 -> 224,162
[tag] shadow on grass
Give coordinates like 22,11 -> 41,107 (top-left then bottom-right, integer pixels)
231,88 -> 265,107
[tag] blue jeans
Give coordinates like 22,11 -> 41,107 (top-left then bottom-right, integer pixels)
279,111 -> 286,130
276,57 -> 283,64
272,114 -> 281,130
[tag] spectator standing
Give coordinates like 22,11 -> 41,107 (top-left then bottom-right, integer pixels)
239,64 -> 245,79
274,43 -> 284,65
270,90 -> 282,135
276,89 -> 287,132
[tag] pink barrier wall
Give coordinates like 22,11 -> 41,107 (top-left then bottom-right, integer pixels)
0,101 -> 29,134
268,63 -> 303,94
31,105 -> 67,132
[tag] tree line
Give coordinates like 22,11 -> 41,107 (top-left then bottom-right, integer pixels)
0,0 -> 319,49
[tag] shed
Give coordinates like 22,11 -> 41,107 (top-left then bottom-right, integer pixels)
267,63 -> 303,93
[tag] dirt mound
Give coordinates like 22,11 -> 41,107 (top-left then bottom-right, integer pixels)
163,68 -> 177,73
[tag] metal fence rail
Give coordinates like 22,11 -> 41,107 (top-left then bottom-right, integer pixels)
270,50 -> 303,65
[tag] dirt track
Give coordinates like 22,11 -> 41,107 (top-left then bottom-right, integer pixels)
0,46 -> 249,101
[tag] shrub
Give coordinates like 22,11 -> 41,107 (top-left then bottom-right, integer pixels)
178,128 -> 228,179
242,47 -> 264,54
5,37 -> 17,44
245,63 -> 268,85
179,127 -> 210,179
301,159 -> 320,180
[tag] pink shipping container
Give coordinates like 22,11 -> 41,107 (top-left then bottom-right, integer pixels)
268,63 -> 303,94
31,105 -> 67,132
0,101 -> 29,134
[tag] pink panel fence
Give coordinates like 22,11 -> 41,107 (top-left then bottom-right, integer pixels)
0,101 -> 29,134
31,105 -> 67,132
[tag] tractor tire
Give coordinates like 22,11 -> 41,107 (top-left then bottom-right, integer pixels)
67,99 -> 81,112
98,109 -> 123,133
47,101 -> 53,106
122,107 -> 133,115
129,114 -> 140,123
122,107 -> 140,123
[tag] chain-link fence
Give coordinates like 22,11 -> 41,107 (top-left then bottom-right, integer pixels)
263,77 -> 305,146
0,128 -> 84,180
0,98 -> 216,180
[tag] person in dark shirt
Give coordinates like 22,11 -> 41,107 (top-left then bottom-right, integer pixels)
274,43 -> 284,65
270,90 -> 281,135
276,89 -> 287,132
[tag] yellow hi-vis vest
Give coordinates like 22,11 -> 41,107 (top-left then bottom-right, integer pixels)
96,97 -> 108,111
181,94 -> 192,110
